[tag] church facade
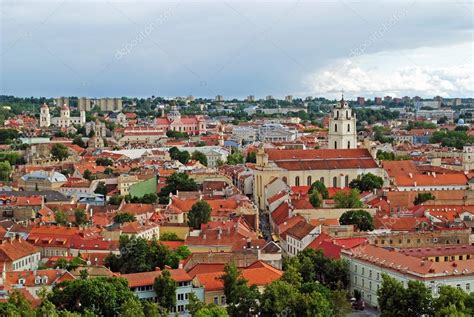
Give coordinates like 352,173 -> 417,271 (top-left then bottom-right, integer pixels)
253,98 -> 383,210
154,105 -> 206,135
40,103 -> 85,128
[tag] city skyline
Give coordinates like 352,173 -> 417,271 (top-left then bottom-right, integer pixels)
1,1 -> 473,99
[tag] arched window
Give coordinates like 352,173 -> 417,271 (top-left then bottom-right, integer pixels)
334,141 -> 337,149
333,177 -> 337,188
307,176 -> 312,186
334,124 -> 338,132
336,111 -> 339,119
347,141 -> 351,148
295,176 -> 300,186
347,124 -> 350,132
320,177 -> 324,184
346,110 -> 350,119
345,175 -> 349,187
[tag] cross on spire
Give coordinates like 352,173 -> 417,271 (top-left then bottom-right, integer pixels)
341,89 -> 344,101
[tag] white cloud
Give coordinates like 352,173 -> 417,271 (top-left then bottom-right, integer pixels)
304,42 -> 474,98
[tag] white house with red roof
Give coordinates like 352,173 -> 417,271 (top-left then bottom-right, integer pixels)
0,236 -> 41,272
120,268 -> 203,316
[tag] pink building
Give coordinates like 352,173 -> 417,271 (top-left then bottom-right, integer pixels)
155,106 -> 206,135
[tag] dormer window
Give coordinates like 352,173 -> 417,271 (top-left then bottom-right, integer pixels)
35,276 -> 41,285
18,278 -> 25,285
42,276 -> 48,284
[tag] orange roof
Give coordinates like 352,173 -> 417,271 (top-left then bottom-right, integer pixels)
343,244 -> 474,278
0,238 -> 39,262
5,269 -> 74,287
395,173 -> 468,187
121,269 -> 192,287
119,203 -> 155,215
194,261 -> 282,291
266,148 -> 378,170
309,218 -> 340,227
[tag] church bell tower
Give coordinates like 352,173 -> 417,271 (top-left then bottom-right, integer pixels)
328,94 -> 357,149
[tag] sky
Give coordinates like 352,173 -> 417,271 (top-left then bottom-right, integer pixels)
1,0 -> 473,99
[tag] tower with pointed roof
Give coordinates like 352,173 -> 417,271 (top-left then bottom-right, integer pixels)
328,94 -> 357,149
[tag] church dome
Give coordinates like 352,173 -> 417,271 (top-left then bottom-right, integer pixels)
457,118 -> 465,125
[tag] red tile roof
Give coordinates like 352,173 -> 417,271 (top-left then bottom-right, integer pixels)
266,149 -> 378,170
271,202 -> 290,226
121,268 -> 192,287
0,238 -> 39,262
285,221 -> 316,240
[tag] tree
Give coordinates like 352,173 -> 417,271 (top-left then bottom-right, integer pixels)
104,236 -> 189,274
220,263 -> 260,316
74,209 -> 87,226
94,181 -> 107,196
158,172 -> 198,203
153,270 -> 177,311
72,136 -> 86,148
55,211 -> 68,225
83,169 -> 93,181
334,189 -> 363,208
96,157 -> 113,166
142,301 -> 166,317
309,191 -> 323,208
159,232 -> 182,241
414,192 -> 435,205
260,280 -> 299,316
377,274 -> 406,317
109,194 -> 123,205
0,161 -> 12,182
187,200 -> 212,229
339,209 -> 374,231
51,143 -> 69,161
245,152 -> 256,163
433,285 -> 471,316
113,212 -> 136,224
377,274 -> 434,317
119,297 -> 145,317
169,147 -> 190,164
226,153 -> 244,165
49,277 -> 139,316
349,173 -> 384,192
309,181 -> 329,199
191,151 -> 208,166
195,306 -> 229,317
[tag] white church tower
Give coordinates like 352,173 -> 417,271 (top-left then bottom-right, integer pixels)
328,95 -> 357,149
40,103 -> 51,128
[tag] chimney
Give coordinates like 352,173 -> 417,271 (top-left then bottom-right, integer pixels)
432,172 -> 436,178
203,234 -> 206,240
408,173 -> 413,179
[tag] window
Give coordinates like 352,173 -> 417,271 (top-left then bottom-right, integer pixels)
307,176 -> 312,186
347,141 -> 351,149
333,177 -> 337,188
334,141 -> 337,149
320,177 -> 324,184
282,177 -> 287,184
376,273 -> 380,281
214,296 -> 219,305
334,124 -> 338,132
345,175 -> 349,187
347,123 -> 350,132
467,283 -> 471,292
295,176 -> 300,186
221,296 -> 226,305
